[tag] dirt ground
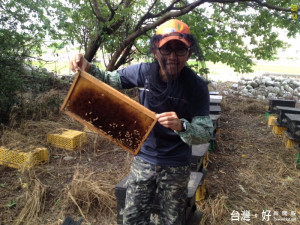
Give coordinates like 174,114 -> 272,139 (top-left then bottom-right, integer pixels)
0,83 -> 300,225
201,94 -> 300,225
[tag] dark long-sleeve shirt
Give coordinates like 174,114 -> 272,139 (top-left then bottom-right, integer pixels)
88,62 -> 213,166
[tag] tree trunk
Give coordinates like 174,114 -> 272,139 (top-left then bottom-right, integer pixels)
84,34 -> 102,62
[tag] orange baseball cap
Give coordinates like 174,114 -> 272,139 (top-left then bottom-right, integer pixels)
156,19 -> 191,47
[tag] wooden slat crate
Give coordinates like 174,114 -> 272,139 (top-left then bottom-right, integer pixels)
0,146 -> 49,169
60,70 -> 157,155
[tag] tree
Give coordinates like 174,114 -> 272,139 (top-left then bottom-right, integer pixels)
49,0 -> 300,73
0,0 -> 57,123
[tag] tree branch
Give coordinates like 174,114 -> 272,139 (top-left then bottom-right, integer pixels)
88,0 -> 106,22
252,0 -> 290,12
149,0 -> 181,18
134,0 -> 158,31
114,42 -> 134,69
206,0 -> 290,12
103,0 -> 115,21
91,0 -> 294,70
106,0 -> 131,34
106,0 -> 207,70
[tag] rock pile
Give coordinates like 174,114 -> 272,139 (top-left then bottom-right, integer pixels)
227,74 -> 300,101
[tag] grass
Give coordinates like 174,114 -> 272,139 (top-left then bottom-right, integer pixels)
206,61 -> 300,75
252,63 -> 300,74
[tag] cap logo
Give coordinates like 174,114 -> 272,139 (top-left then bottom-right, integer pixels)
163,27 -> 175,34
177,23 -> 182,32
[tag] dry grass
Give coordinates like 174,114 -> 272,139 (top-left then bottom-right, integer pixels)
64,167 -> 121,224
1,87 -> 300,225
200,194 -> 229,224
1,119 -> 84,154
13,174 -> 46,225
198,95 -> 300,225
0,98 -> 133,225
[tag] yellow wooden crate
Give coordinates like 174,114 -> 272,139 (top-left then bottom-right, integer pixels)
47,129 -> 87,150
203,152 -> 209,169
267,115 -> 277,127
272,125 -> 287,137
216,128 -> 221,140
0,146 -> 49,169
196,180 -> 206,201
283,132 -> 298,149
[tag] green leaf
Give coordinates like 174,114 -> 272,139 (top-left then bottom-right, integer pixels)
8,200 -> 16,208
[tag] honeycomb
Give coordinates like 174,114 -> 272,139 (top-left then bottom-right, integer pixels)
61,70 -> 157,155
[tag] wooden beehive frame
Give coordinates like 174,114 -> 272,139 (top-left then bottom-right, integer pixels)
60,70 -> 157,155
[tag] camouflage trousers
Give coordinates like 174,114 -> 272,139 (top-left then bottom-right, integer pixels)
123,157 -> 190,225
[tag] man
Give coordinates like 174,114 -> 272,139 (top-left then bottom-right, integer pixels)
70,19 -> 213,225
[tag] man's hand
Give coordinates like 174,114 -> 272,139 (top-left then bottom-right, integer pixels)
156,112 -> 183,131
69,53 -> 91,72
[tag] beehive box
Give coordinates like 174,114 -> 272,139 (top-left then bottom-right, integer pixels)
209,114 -> 220,130
268,99 -> 296,114
285,113 -> 300,141
209,105 -> 221,115
0,146 -> 49,169
276,106 -> 300,126
60,70 -> 157,155
209,95 -> 222,106
47,129 -> 87,150
191,143 -> 209,172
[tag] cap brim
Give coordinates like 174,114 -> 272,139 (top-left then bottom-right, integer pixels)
158,36 -> 191,48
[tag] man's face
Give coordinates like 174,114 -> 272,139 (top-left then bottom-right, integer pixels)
154,40 -> 192,81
